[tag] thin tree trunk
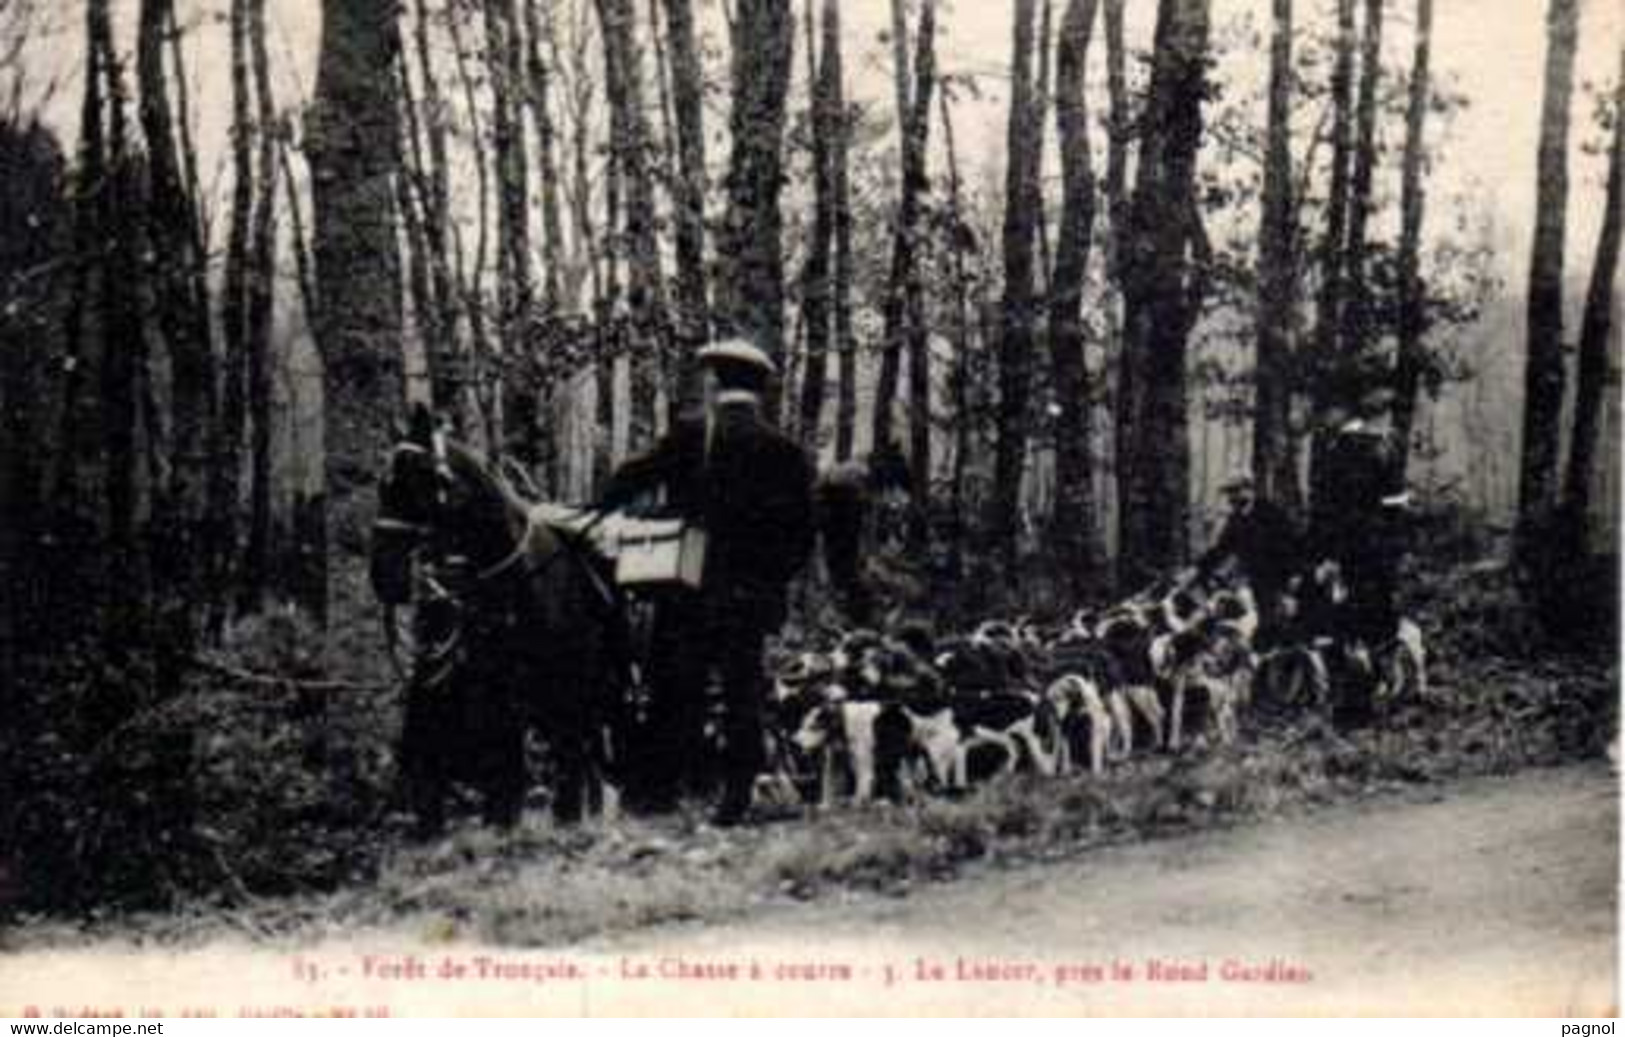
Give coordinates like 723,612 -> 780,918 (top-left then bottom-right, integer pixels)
829,0 -> 857,461
1310,0 -> 1356,398
92,0 -> 144,653
1032,0 -> 1054,295
1253,0 -> 1299,513
993,0 -> 1041,570
1340,0 -> 1384,360
904,0 -> 937,540
307,0 -> 404,627
662,0 -> 710,410
1560,47 -> 1624,544
798,0 -> 835,450
243,0 -> 278,612
940,85 -> 972,578
447,6 -> 495,439
1515,0 -> 1579,568
138,0 -> 216,646
523,0 -> 566,313
1389,0 -> 1432,483
216,0 -> 254,613
1049,0 -> 1101,595
413,0 -> 462,416
872,0 -> 927,455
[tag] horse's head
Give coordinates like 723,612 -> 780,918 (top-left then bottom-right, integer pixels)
371,405 -> 520,604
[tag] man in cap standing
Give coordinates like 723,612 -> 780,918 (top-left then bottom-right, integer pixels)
1196,473 -> 1301,644
1307,393 -> 1410,726
601,338 -> 815,825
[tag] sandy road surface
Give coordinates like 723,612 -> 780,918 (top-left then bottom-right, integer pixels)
2,764 -> 1616,1016
582,763 -> 1619,1015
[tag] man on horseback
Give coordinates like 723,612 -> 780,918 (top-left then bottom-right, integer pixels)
601,338 -> 816,826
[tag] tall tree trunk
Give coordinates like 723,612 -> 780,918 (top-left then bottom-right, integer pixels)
521,0 -> 565,488
409,0 -> 462,420
307,0 -> 404,626
993,0 -> 1041,570
448,8 -> 497,444
1253,0 -> 1299,513
1049,0 -> 1102,595
715,0 -> 795,391
829,0 -> 857,462
1116,0 -> 1211,588
216,0 -> 254,615
661,0 -> 710,410
92,0 -> 144,654
1102,0 -> 1128,567
523,0 -> 566,314
1515,0 -> 1579,569
904,0 -> 938,540
138,0 -> 216,648
51,3 -> 107,531
941,85 -> 973,578
243,0 -> 278,612
487,0 -> 538,463
1102,0 -> 1127,261
1340,0 -> 1384,360
1389,0 -> 1432,482
1560,48 -> 1624,546
798,0 -> 835,450
1032,0 -> 1055,294
1311,0 -> 1356,397
871,0 -> 931,457
596,0 -> 662,450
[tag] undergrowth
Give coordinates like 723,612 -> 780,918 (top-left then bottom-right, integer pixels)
0,560 -> 1615,950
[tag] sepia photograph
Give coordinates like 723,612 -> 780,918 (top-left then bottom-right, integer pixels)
0,0 -> 1618,1018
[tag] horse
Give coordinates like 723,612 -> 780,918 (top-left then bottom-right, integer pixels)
370,406 -> 627,835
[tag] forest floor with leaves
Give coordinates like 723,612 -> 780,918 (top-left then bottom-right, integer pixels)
1,562 -> 1616,952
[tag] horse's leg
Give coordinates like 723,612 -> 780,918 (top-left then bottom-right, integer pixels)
549,678 -> 589,826
476,683 -> 526,829
400,681 -> 448,839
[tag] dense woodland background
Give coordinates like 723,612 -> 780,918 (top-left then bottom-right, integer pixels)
0,0 -> 1618,916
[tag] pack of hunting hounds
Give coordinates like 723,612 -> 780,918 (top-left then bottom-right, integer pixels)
761,564 -> 1428,808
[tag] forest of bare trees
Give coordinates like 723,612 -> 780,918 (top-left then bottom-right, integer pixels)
0,0 -> 1618,913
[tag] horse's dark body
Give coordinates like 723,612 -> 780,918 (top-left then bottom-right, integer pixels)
372,420 -> 625,834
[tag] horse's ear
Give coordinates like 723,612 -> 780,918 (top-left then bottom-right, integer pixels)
407,403 -> 435,447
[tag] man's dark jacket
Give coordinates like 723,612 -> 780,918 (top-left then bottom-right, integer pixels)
1198,497 -> 1301,595
602,402 -> 815,623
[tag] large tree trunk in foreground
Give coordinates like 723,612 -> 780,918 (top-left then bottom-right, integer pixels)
1116,0 -> 1211,588
992,0 -> 1042,570
1389,0 -> 1433,484
1515,0 -> 1579,571
662,0 -> 710,409
1253,0 -> 1299,514
1048,0 -> 1102,594
307,0 -> 404,627
138,0 -> 217,644
715,0 -> 795,399
1560,48 -> 1624,548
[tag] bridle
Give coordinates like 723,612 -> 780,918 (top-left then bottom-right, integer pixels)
373,434 -> 614,685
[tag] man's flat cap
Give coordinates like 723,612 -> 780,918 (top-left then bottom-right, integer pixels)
697,337 -> 776,376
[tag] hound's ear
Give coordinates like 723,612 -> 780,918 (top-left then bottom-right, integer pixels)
408,403 -> 435,447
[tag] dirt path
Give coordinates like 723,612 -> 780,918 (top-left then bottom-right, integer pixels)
581,763 -> 1619,1015
2,764 -> 1616,1017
